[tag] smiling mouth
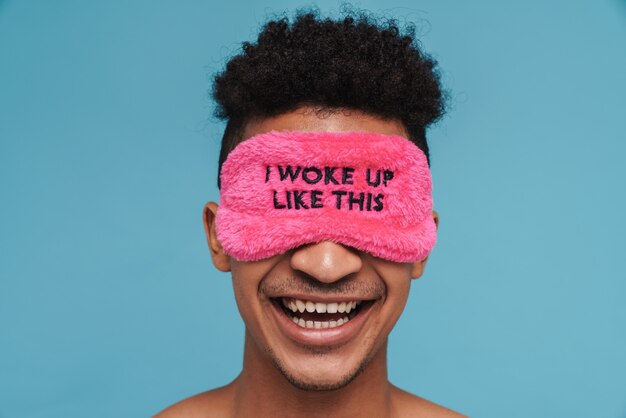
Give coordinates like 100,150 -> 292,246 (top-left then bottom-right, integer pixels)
272,297 -> 373,329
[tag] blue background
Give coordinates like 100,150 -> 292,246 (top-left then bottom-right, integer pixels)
1,1 -> 625,417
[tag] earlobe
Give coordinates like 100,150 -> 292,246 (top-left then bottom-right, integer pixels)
203,202 -> 232,272
410,259 -> 427,280
432,210 -> 439,230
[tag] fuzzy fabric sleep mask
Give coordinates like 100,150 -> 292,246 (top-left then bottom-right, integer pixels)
215,130 -> 436,263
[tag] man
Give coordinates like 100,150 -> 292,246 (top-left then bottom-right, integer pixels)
157,10 -> 465,418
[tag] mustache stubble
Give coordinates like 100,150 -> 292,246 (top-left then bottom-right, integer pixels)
259,273 -> 386,300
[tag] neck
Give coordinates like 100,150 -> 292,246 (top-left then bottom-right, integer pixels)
230,330 -> 393,418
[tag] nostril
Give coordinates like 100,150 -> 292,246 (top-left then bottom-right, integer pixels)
290,241 -> 363,283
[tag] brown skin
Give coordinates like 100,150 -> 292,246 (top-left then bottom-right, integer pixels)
155,107 -> 466,418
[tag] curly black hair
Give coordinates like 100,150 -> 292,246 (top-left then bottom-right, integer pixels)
212,9 -> 446,189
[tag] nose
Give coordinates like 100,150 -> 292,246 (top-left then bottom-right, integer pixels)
289,241 -> 363,283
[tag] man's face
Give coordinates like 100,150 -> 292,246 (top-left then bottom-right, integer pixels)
205,106 -> 436,391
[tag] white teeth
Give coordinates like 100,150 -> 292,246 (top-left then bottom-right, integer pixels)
296,300 -> 306,313
284,299 -> 362,314
285,299 -> 297,312
315,302 -> 327,313
284,298 -> 363,329
290,315 -> 352,329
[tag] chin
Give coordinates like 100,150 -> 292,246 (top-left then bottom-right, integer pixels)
279,367 -> 363,392
269,350 -> 374,392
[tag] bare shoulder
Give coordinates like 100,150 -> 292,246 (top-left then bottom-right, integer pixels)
153,384 -> 234,418
391,385 -> 468,418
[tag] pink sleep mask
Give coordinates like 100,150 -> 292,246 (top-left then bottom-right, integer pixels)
215,130 -> 436,263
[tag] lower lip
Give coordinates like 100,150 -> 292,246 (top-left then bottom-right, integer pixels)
270,300 -> 375,347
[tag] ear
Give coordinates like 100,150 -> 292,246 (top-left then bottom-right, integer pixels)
203,202 -> 231,272
410,210 -> 439,280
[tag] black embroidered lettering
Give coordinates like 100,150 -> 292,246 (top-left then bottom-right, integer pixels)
342,167 -> 355,184
293,190 -> 309,209
302,167 -> 323,184
366,169 -> 381,187
383,170 -> 394,186
273,190 -> 286,209
324,167 -> 339,185
373,194 -> 384,211
311,190 -> 323,208
366,192 -> 373,211
348,192 -> 365,211
265,166 -> 271,183
286,191 -> 292,209
278,165 -> 302,182
332,190 -> 347,209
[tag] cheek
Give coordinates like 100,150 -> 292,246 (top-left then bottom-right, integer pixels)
373,260 -> 412,301
230,264 -> 262,322
378,266 -> 413,326
230,259 -> 279,326
387,280 -> 411,322
230,259 -> 267,294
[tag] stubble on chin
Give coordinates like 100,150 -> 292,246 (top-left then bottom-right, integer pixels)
262,335 -> 382,392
